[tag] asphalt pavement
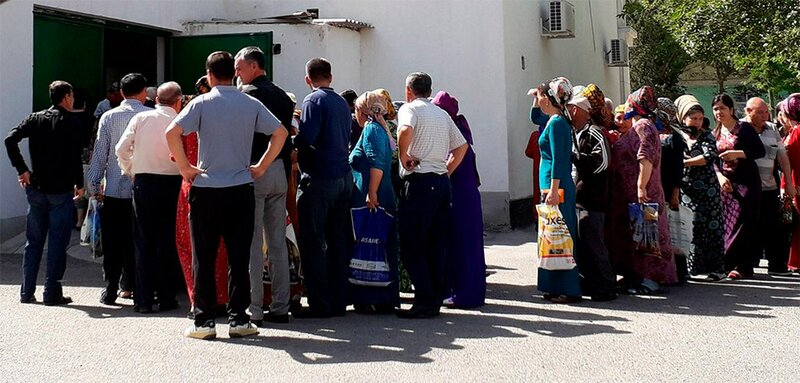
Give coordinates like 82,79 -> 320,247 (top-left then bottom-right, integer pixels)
1,228 -> 797,382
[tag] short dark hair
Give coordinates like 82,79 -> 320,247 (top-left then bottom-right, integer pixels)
120,73 -> 148,97
195,76 -> 210,95
340,89 -> 358,107
206,51 -> 235,81
49,80 -> 73,105
406,72 -> 432,98
235,46 -> 266,70
306,58 -> 332,82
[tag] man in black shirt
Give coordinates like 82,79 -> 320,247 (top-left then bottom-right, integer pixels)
567,93 -> 617,301
234,46 -> 293,325
5,80 -> 85,305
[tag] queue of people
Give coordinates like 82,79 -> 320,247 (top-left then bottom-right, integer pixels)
528,77 -> 800,304
5,48 -> 487,340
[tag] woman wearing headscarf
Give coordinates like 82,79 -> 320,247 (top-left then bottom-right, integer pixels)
674,95 -> 725,280
656,98 -> 687,212
530,77 -> 581,303
433,91 -> 486,308
348,90 -> 399,313
607,86 -> 677,294
712,94 -> 766,279
779,94 -> 800,275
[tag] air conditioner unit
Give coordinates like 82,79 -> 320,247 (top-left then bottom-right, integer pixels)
607,39 -> 629,67
541,1 -> 575,38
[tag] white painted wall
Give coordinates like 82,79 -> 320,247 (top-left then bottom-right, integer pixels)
503,0 -> 626,201
221,0 -> 512,195
1,0 -> 628,228
0,0 -> 225,223
181,23 -> 362,106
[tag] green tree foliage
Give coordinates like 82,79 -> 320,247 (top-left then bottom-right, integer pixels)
624,0 -> 800,96
622,1 -> 690,99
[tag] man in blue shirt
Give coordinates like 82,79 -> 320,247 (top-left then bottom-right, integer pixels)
167,51 -> 286,340
293,58 -> 354,318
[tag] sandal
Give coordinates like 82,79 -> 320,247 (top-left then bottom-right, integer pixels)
627,279 -> 660,295
551,295 -> 582,304
118,290 -> 133,299
726,270 -> 743,280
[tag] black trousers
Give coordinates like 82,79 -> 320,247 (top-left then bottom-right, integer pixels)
398,173 -> 451,309
132,174 -> 182,308
100,197 -> 135,296
757,189 -> 791,271
297,173 -> 353,314
576,209 -> 616,294
189,184 -> 255,325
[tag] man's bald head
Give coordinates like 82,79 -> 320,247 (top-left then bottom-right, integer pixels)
156,81 -> 183,107
745,97 -> 770,128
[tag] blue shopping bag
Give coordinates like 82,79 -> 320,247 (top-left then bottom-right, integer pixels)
80,197 -> 103,258
349,206 -> 394,287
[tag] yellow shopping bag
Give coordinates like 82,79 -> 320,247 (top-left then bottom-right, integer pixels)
536,204 -> 576,271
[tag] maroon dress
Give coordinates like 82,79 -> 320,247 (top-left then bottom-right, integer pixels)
714,122 -> 765,275
607,118 -> 678,284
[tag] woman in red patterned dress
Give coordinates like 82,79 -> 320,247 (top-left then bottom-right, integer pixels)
175,77 -> 229,310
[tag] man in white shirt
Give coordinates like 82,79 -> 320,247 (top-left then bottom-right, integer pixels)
743,97 -> 796,275
396,72 -> 468,319
115,81 -> 184,313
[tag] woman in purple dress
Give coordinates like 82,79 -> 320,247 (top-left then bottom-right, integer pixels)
712,94 -> 766,279
607,86 -> 678,294
433,91 -> 486,308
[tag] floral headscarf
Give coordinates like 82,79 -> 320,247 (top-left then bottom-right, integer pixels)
374,88 -> 397,120
545,77 -> 573,110
582,84 -> 614,129
625,86 -> 662,130
656,97 -> 680,132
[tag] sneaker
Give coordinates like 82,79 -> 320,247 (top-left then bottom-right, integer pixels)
229,321 -> 259,338
184,321 -> 216,340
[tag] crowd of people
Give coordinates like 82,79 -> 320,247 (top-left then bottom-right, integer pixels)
527,77 -> 800,304
4,48 -> 487,340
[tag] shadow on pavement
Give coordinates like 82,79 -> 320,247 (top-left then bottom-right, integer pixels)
222,310 -> 630,364
486,278 -> 800,320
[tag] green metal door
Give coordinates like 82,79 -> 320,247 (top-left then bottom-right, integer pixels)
169,33 -> 273,95
33,15 -> 104,111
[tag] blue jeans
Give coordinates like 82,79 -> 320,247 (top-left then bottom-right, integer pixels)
21,187 -> 74,302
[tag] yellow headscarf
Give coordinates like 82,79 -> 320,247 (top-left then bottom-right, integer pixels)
374,88 -> 397,120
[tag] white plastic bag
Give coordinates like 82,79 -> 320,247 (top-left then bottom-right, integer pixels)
536,204 -> 576,271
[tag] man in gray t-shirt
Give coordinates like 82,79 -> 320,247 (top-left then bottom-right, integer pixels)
166,51 -> 287,340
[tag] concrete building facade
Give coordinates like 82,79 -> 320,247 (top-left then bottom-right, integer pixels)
0,0 -> 630,239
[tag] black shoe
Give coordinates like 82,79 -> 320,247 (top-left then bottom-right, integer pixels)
99,290 -> 117,306
396,305 -> 439,319
251,319 -> 265,328
263,312 -> 289,323
590,292 -> 618,302
20,295 -> 37,304
292,307 -> 333,319
44,296 -> 73,306
159,301 -> 179,312
135,305 -> 154,314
